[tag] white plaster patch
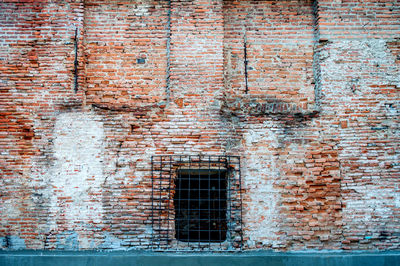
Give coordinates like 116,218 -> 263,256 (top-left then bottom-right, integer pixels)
321,40 -> 400,102
133,2 -> 151,16
48,112 -> 104,235
343,185 -> 400,226
328,40 -> 400,239
99,232 -> 125,250
242,122 -> 281,247
0,198 -> 21,223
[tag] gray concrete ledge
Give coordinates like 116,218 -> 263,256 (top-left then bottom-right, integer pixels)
0,250 -> 399,266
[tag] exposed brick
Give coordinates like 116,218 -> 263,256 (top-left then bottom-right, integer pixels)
0,0 -> 399,252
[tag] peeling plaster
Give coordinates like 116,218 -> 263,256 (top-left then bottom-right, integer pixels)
242,122 -> 281,247
47,112 -> 105,238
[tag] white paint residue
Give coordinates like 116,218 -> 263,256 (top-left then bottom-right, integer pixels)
49,112 -> 104,236
343,185 -> 400,228
242,123 -> 281,247
0,198 -> 21,222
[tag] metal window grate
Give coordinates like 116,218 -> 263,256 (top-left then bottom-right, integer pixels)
150,155 -> 243,251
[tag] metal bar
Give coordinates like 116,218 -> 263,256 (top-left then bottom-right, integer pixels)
227,156 -> 232,249
177,155 -> 182,251
198,155 -> 201,249
238,157 -> 243,250
218,156 -> 222,249
151,156 -> 154,250
166,155 -> 172,246
187,155 -> 191,246
208,156 -> 211,249
73,27 -> 79,93
151,155 -> 239,159
158,156 -> 163,249
244,33 -> 248,94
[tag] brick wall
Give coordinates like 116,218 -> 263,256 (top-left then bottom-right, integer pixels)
0,0 -> 399,251
224,0 -> 315,108
317,0 -> 400,249
0,0 -> 85,249
85,0 -> 168,107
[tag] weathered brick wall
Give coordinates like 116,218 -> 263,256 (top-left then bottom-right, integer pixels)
85,0 -> 168,106
317,0 -> 400,250
318,0 -> 400,39
0,0 -> 85,249
0,0 -> 399,251
224,0 -> 315,107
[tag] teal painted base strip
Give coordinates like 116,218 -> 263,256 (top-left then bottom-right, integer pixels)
0,251 -> 399,266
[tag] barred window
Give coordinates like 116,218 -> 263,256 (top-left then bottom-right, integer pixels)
174,169 -> 227,242
150,155 -> 242,251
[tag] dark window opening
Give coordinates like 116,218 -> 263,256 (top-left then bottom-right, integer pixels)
174,169 -> 227,242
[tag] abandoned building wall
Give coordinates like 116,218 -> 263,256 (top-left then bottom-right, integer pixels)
0,0 -> 399,251
0,0 -> 86,249
317,0 -> 400,250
